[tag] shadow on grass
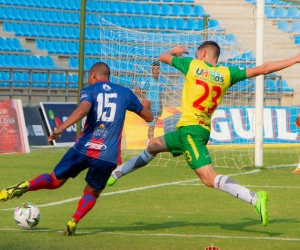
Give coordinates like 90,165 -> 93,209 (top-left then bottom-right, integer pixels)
76,217 -> 299,237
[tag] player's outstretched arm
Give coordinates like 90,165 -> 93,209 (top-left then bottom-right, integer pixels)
48,101 -> 91,141
138,99 -> 153,122
246,54 -> 300,78
159,46 -> 189,65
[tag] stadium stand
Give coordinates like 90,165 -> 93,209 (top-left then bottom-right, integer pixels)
0,0 -> 297,106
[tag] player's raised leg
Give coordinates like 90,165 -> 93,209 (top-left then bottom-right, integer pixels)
107,135 -> 171,186
0,173 -> 65,202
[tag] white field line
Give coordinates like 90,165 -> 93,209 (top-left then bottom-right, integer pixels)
0,229 -> 300,242
1,170 -> 260,212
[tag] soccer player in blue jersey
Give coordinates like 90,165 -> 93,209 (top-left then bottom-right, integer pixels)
136,61 -> 167,139
0,62 -> 153,236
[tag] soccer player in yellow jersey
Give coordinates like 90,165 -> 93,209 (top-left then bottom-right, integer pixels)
107,41 -> 300,226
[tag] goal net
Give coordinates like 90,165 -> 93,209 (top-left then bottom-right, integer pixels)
97,16 -> 300,169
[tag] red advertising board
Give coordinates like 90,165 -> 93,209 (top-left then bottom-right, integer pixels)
0,99 -> 30,154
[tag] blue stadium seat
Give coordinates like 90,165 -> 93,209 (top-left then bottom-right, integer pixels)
185,19 -> 199,31
181,5 -> 193,17
108,1 -> 117,13
158,17 -> 167,29
131,16 -> 141,29
53,40 -> 63,54
134,3 -> 143,14
166,18 -> 176,29
176,18 -> 185,30
11,8 -> 21,21
0,37 -> 10,51
140,16 -> 149,29
122,16 -> 132,28
3,22 -> 13,32
161,4 -> 171,16
190,5 -> 206,17
70,12 -> 79,24
281,80 -> 294,92
265,7 -> 275,18
3,7 -> 13,20
51,25 -> 60,38
20,23 -> 30,36
287,7 -> 300,18
291,22 -> 300,32
149,16 -> 158,29
35,24 -> 45,37
125,2 -> 134,14
56,11 -> 65,24
28,23 -> 38,37
84,42 -> 92,56
33,10 -> 43,22
36,39 -> 46,50
86,1 -> 95,12
274,7 -> 288,18
67,41 -> 77,54
277,20 -> 291,32
142,3 -> 152,15
44,40 -> 55,53
170,4 -> 182,16
265,78 -> 277,92
150,4 -> 160,15
117,2 -> 126,14
72,27 -> 80,39
43,25 -> 53,38
226,33 -> 238,43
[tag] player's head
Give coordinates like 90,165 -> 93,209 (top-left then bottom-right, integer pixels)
152,61 -> 160,79
88,62 -> 111,85
196,41 -> 221,64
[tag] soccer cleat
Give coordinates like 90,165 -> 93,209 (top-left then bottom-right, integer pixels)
254,191 -> 269,226
106,170 -> 122,186
63,218 -> 77,236
293,168 -> 300,173
0,181 -> 29,202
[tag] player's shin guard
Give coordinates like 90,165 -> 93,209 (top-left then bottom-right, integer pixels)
28,173 -> 61,191
214,175 -> 258,205
72,190 -> 97,223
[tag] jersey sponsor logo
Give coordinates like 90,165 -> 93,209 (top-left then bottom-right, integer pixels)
196,68 -> 224,83
80,93 -> 88,100
103,84 -> 111,91
84,142 -> 107,150
93,124 -> 108,138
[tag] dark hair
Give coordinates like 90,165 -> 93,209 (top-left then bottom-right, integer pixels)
90,62 -> 110,78
197,41 -> 221,59
152,61 -> 160,67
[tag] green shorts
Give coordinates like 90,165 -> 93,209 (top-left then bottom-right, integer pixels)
164,125 -> 212,170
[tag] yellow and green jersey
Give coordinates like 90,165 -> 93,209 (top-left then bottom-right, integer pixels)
172,56 -> 247,131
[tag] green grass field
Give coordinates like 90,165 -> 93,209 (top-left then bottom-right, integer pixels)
0,147 -> 300,250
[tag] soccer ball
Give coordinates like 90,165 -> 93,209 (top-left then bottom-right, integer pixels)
14,202 -> 40,229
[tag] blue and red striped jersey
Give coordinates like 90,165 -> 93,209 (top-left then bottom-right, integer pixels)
73,81 -> 143,164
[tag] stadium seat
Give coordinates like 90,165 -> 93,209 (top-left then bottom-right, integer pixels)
149,16 -> 158,29
131,16 -> 141,29
3,7 -> 13,20
151,4 -> 161,15
226,33 -> 238,43
274,7 -> 288,19
67,0 -> 78,10
161,4 -> 171,16
170,4 -> 182,16
142,3 -> 152,15
108,1 -> 117,13
265,7 -> 276,18
0,37 -> 10,51
50,25 -> 60,38
134,3 -> 143,15
45,40 -> 55,53
125,2 -> 134,14
287,7 -> 300,18
140,16 -> 149,29
278,20 -> 291,32
121,16 -> 131,28
158,17 -> 167,29
190,5 -> 206,17
11,8 -> 21,21
18,8 -> 28,21
166,18 -> 176,29
291,22 -> 300,32
86,1 -> 95,12
116,2 -> 126,14
3,22 -> 13,33
185,19 -> 199,31
69,12 -> 79,24
176,18 -> 186,30
265,78 -> 277,92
